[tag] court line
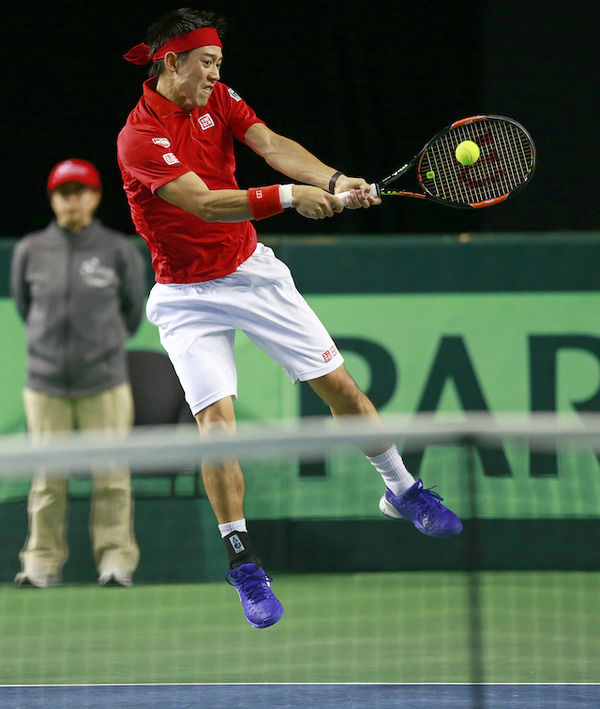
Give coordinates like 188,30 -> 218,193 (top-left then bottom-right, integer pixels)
1,682 -> 598,709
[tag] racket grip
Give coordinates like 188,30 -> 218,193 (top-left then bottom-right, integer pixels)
335,183 -> 379,207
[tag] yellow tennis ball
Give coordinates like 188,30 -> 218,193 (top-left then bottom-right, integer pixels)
455,140 -> 480,165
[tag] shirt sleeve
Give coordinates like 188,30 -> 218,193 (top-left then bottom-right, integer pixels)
117,238 -> 148,336
220,85 -> 265,142
117,124 -> 192,194
10,240 -> 30,322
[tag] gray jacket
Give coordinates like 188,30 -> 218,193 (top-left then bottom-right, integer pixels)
10,220 -> 147,397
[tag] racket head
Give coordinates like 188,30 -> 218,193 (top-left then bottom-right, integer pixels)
408,115 -> 536,209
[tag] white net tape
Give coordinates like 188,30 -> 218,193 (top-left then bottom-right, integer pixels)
2,412 -> 600,478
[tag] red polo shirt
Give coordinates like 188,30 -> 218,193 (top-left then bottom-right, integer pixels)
117,78 -> 264,283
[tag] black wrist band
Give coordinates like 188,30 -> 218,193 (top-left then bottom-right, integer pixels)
328,171 -> 344,194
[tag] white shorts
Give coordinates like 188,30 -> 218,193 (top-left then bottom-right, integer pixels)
146,243 -> 344,414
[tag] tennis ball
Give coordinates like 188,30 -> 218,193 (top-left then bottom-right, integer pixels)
426,170 -> 435,179
455,140 -> 480,166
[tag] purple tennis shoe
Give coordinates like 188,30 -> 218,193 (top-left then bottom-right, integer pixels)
226,563 -> 284,629
379,479 -> 463,537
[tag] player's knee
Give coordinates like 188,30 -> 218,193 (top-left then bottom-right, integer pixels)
195,397 -> 236,433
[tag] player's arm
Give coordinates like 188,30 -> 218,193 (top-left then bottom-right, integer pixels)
243,123 -> 380,207
157,169 -> 346,221
157,172 -> 254,223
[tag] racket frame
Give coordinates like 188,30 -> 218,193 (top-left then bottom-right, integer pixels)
373,114 -> 536,209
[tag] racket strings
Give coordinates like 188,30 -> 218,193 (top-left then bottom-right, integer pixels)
420,119 -> 534,206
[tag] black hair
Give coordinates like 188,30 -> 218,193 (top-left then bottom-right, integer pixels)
145,8 -> 226,78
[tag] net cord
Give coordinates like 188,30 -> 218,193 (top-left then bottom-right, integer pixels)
1,412 -> 600,478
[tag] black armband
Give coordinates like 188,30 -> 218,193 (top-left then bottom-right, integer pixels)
328,170 -> 344,194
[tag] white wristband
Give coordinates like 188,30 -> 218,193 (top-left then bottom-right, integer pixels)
279,184 -> 294,209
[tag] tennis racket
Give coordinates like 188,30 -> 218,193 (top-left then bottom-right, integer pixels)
337,114 -> 536,209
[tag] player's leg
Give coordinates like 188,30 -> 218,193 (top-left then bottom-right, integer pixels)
194,395 -> 246,529
76,383 -> 139,586
16,389 -> 73,587
308,362 -> 415,485
230,245 -> 462,538
195,395 -> 283,629
308,364 -> 462,537
306,363 -> 387,452
146,284 -> 282,627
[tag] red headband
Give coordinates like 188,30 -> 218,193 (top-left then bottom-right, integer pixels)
124,27 -> 222,65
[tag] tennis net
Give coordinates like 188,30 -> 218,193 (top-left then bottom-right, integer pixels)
0,412 -> 598,708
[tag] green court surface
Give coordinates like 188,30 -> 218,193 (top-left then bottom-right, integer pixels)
1,571 -> 598,686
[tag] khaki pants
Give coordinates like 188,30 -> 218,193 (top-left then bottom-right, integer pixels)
19,383 -> 140,579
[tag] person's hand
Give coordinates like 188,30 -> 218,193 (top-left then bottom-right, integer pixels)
334,176 -> 381,209
292,186 -> 345,220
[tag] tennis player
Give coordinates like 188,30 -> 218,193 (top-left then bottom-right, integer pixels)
118,8 -> 462,629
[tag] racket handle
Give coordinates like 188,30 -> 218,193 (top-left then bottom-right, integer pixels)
335,183 -> 379,207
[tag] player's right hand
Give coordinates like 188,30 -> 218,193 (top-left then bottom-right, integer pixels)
292,186 -> 344,220
335,177 -> 381,210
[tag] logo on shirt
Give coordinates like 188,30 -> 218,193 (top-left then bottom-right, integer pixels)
198,113 -> 215,130
162,153 -> 180,165
80,257 -> 117,289
228,88 -> 242,102
152,137 -> 171,148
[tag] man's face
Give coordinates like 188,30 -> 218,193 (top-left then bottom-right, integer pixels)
49,183 -> 101,233
170,45 -> 223,110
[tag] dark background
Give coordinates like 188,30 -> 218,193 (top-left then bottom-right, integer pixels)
4,0 -> 598,239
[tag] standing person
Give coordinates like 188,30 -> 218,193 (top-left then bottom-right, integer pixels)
118,8 -> 462,629
11,158 -> 147,588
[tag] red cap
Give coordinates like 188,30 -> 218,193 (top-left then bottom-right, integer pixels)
47,159 -> 102,193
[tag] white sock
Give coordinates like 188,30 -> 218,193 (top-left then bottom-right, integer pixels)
218,518 -> 247,538
366,445 -> 415,496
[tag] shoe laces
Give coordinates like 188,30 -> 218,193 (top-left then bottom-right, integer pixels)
412,479 -> 445,507
226,567 -> 274,604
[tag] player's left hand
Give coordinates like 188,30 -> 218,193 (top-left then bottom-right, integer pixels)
335,176 -> 381,209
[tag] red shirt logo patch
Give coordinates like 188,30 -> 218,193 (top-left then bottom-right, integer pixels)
198,113 -> 215,130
